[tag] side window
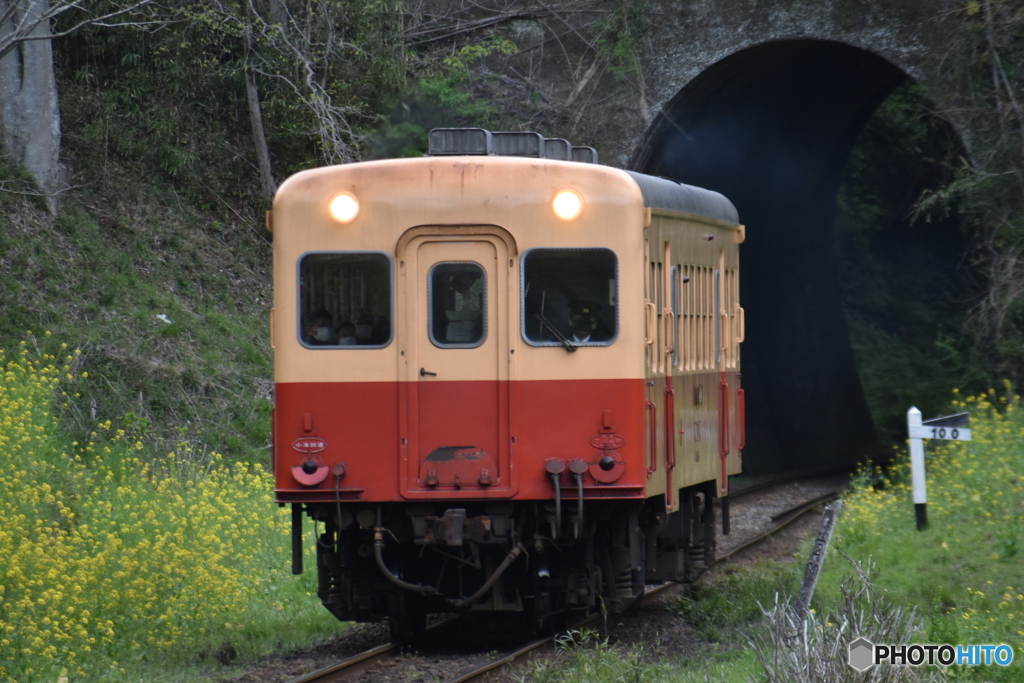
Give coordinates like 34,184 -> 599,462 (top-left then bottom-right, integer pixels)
298,252 -> 392,348
522,248 -> 617,346
429,262 -> 486,348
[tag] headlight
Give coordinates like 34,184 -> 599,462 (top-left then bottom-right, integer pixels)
329,193 -> 360,223
552,189 -> 584,221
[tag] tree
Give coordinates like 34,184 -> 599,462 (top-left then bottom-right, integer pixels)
237,0 -> 275,199
917,0 -> 1024,379
0,0 -> 155,211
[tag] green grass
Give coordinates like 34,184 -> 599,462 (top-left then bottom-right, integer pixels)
0,180 -> 273,462
519,630 -> 762,683
523,388 -> 1024,682
671,560 -> 801,646
811,388 -> 1024,680
517,630 -> 762,683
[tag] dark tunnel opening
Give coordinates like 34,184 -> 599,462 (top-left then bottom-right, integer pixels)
633,40 -> 920,474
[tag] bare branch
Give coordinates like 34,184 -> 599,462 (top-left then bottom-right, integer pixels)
197,0 -> 369,164
0,1 -> 159,63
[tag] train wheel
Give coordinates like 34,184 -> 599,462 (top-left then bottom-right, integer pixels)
388,591 -> 427,642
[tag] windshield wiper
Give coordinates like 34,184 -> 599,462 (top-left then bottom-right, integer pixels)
534,313 -> 576,352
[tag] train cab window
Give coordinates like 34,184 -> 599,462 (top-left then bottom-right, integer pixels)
429,262 -> 486,348
522,248 -> 617,346
298,252 -> 392,348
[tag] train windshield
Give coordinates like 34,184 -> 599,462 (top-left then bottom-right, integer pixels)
298,252 -> 392,348
428,262 -> 486,348
522,248 -> 617,346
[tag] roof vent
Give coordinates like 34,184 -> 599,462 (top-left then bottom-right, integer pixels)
428,128 -> 493,155
543,138 -> 571,160
426,128 -> 598,163
492,131 -> 545,157
571,146 -> 598,164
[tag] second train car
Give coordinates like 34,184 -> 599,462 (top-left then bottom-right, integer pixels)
270,129 -> 745,638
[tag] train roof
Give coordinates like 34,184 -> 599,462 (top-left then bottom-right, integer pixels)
425,128 -> 739,227
623,171 -> 739,225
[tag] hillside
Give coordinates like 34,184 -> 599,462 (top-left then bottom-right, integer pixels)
0,156 -> 273,461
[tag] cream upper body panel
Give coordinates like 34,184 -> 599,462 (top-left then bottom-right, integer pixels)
273,156 -> 648,384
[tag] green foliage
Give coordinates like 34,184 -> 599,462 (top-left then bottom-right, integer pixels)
813,387 -> 1024,680
236,0 -> 407,165
835,81 -> 976,441
593,0 -> 650,81
57,11 -> 259,210
913,0 -> 1024,383
365,37 -> 518,159
55,0 -> 407,205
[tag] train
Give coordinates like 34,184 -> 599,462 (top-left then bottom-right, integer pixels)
269,128 -> 745,638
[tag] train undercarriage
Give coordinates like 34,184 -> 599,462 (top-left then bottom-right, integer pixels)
303,481 -> 720,640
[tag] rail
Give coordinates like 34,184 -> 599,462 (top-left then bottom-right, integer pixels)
281,481 -> 844,683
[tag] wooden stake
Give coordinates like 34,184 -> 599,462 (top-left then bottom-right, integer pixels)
794,499 -> 843,620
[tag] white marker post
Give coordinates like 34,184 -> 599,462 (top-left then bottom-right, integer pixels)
907,408 -> 928,530
906,407 -> 972,531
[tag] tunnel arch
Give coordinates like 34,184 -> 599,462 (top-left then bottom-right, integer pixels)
633,39 -> 911,474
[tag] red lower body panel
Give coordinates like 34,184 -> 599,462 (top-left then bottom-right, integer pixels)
274,379 -> 647,503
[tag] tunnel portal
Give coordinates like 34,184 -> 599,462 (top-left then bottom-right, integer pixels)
635,40 -> 907,474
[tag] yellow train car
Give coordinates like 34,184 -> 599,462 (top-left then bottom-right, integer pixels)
270,129 -> 744,637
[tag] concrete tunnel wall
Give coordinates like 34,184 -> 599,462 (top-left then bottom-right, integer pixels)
634,40 -> 907,474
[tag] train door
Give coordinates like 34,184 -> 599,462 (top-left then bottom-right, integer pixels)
661,241 -> 677,510
645,239 -> 677,511
400,234 -> 512,497
643,240 -> 658,493
715,248 -> 729,497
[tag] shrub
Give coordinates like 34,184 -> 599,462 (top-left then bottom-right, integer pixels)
0,341 -> 335,682
749,558 -> 941,683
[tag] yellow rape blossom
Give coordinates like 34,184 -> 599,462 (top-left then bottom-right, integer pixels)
0,342 -> 320,681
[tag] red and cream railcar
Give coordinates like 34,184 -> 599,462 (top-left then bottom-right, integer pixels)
270,129 -> 744,637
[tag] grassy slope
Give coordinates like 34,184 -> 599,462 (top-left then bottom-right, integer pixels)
0,163 -> 274,462
813,389 -> 1024,680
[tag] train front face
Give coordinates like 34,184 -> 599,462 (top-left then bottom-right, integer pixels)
271,155 -> 648,629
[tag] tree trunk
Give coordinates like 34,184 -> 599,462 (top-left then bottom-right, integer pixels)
238,0 -> 276,201
0,0 -> 62,212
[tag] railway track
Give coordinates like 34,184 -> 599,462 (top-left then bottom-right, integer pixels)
281,476 -> 845,683
287,641 -> 403,683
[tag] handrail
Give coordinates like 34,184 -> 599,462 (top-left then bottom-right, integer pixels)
665,386 -> 676,468
664,385 -> 676,508
737,386 -> 746,450
719,379 -> 730,496
665,309 -> 676,360
645,400 -> 657,476
719,380 -> 730,457
644,301 -> 656,345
